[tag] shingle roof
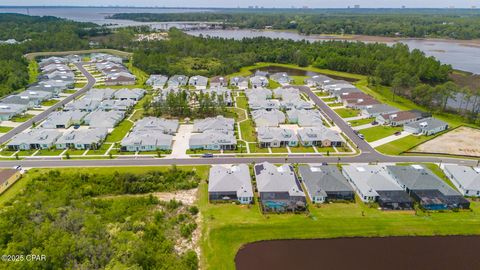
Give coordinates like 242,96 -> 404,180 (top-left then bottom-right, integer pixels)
298,165 -> 353,197
443,165 -> 480,191
254,162 -> 305,197
208,164 -> 253,198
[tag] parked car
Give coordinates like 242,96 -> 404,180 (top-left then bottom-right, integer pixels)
73,125 -> 80,129
202,153 -> 214,158
394,131 -> 402,136
358,134 -> 365,139
371,121 -> 378,125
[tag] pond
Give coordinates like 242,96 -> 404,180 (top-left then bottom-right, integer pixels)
235,236 -> 480,270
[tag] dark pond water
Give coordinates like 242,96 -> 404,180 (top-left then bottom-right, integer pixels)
235,236 -> 480,270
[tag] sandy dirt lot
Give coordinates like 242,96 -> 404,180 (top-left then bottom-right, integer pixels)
413,127 -> 480,157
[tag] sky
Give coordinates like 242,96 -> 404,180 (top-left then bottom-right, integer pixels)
1,0 -> 479,8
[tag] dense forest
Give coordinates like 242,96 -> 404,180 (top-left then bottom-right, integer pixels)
110,12 -> 480,39
0,168 -> 200,269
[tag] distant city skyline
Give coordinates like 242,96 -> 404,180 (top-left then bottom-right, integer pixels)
1,0 -> 479,8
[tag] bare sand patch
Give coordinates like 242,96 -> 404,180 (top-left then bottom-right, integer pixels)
413,127 -> 480,157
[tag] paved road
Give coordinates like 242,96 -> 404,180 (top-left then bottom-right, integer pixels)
0,63 -> 95,144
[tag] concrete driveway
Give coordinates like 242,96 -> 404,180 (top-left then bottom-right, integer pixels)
168,124 -> 193,158
369,131 -> 412,148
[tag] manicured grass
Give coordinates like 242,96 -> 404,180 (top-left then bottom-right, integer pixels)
65,149 -> 88,156
74,82 -> 86,88
223,141 -> 248,154
0,126 -> 14,133
328,102 -> 344,107
239,120 -> 256,142
10,114 -> 35,122
248,143 -> 269,153
225,107 -> 246,122
28,60 -> 39,84
63,89 -> 77,94
289,146 -> 316,153
315,91 -> 330,97
186,149 -> 221,155
291,75 -> 309,85
86,143 -> 113,156
375,134 -> 433,155
270,147 -> 288,153
322,97 -> 338,102
334,108 -> 359,118
235,97 -> 248,110
359,126 -> 403,142
35,149 -> 65,156
348,118 -> 375,127
267,79 -> 281,89
104,121 -> 133,143
316,146 -> 336,153
130,109 -> 144,122
41,99 -> 59,106
198,180 -> 480,270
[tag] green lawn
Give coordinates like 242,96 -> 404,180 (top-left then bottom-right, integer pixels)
235,97 -> 248,110
35,149 -> 65,156
224,107 -> 246,122
63,89 -> 77,94
11,114 -> 35,122
74,82 -> 86,88
334,108 -> 359,118
322,97 -> 338,102
315,91 -> 330,97
375,134 -> 433,155
41,99 -> 59,106
0,126 -> 13,133
239,120 -> 256,142
65,149 -> 88,156
248,143 -> 269,153
28,60 -> 39,84
359,126 -> 403,142
291,75 -> 309,85
348,118 -> 375,127
267,79 -> 281,89
289,146 -> 316,153
328,102 -> 344,107
85,143 -> 113,156
270,147 -> 288,153
104,121 -> 133,143
130,109 -> 144,122
186,149 -> 221,155
198,180 -> 480,270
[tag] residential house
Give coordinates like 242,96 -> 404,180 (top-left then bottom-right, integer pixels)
287,109 -> 324,126
0,103 -> 28,121
208,164 -> 254,204
270,72 -> 292,85
297,126 -> 345,147
41,64 -> 70,74
134,117 -> 179,135
85,88 -> 116,101
7,129 -> 61,150
298,165 -> 354,203
84,110 -> 125,128
342,165 -> 414,210
98,99 -> 135,112
55,128 -> 108,150
403,117 -> 448,136
251,109 -> 285,127
114,88 -> 145,101
121,131 -> 173,151
230,76 -> 248,89
250,76 -> 269,88
344,97 -> 381,110
443,165 -> 480,197
386,165 -> 470,210
361,104 -> 399,118
254,162 -> 306,212
189,75 -> 208,90
210,76 -> 228,88
64,99 -> 100,112
254,70 -> 269,77
91,53 -> 123,64
39,57 -> 67,68
105,72 -> 136,86
304,75 -> 333,87
189,130 -> 237,151
27,84 -> 64,96
39,79 -> 74,89
280,98 -> 313,110
331,87 -> 362,98
257,127 -> 298,148
245,88 -> 272,100
65,54 -> 81,63
376,110 -> 423,126
41,110 -> 88,129
168,75 -> 188,87
249,98 -> 280,111
0,169 -> 21,194
193,116 -> 234,133
146,75 -> 169,89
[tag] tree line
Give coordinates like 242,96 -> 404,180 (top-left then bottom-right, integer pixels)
110,11 -> 480,39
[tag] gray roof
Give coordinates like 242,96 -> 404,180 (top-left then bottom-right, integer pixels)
208,164 -> 253,198
305,75 -> 332,85
42,110 -> 88,128
257,127 -> 298,143
27,84 -> 64,93
39,57 -> 67,67
85,88 -> 116,101
249,98 -> 280,111
56,128 -> 108,145
230,76 -> 248,85
98,99 -> 135,111
298,165 -> 353,198
91,53 -> 123,64
193,116 -> 234,133
7,129 -> 61,147
251,109 -> 285,127
245,88 -> 272,100
443,165 -> 480,191
121,130 -> 173,148
189,75 -> 208,86
386,165 -> 461,196
270,72 -> 291,84
189,130 -> 236,146
404,117 -> 448,131
297,109 -> 324,127
200,87 -> 232,103
146,75 -> 168,86
342,165 -> 403,198
298,126 -> 344,143
0,103 -> 28,115
134,117 -> 179,134
168,75 -> 188,86
84,110 -> 125,128
64,98 -> 101,111
114,88 -> 145,100
273,87 -> 299,99
250,76 -> 269,86
254,162 -> 305,197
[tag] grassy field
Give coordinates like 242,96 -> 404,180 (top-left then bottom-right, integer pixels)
235,96 -> 248,110
359,126 -> 403,142
315,91 -> 329,97
35,149 -> 65,156
10,114 -> 35,122
248,143 -> 269,153
28,60 -> 39,84
334,108 -> 359,118
375,134 -> 433,155
289,146 -> 316,153
198,179 -> 480,270
0,126 -> 13,133
104,120 -> 133,143
40,99 -> 59,106
322,97 -> 338,102
291,75 -> 308,85
348,118 -> 374,127
328,102 -> 344,107
239,120 -> 256,142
